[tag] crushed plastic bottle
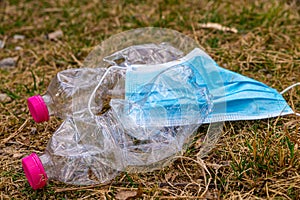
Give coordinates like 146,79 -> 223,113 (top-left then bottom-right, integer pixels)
27,68 -> 107,123
27,43 -> 185,123
22,115 -> 201,189
22,118 -> 119,189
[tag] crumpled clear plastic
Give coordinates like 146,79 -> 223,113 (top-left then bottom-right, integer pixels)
24,29 -> 225,189
103,43 -> 184,66
65,43 -> 209,166
40,43 -> 213,185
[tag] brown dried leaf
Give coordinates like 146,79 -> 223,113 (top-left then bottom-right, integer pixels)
0,93 -> 12,103
13,34 -> 25,40
13,153 -> 23,158
115,190 -> 138,200
47,30 -> 64,40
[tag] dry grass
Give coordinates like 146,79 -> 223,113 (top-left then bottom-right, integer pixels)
1,0 -> 300,199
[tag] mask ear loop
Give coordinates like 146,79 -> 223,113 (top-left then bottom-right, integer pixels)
88,66 -> 126,118
280,82 -> 300,117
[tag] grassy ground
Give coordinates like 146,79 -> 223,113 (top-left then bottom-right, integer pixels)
1,0 -> 300,199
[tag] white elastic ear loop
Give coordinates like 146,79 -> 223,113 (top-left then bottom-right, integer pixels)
88,66 -> 126,117
280,82 -> 300,117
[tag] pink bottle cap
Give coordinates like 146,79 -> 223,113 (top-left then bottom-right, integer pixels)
22,153 -> 48,190
27,95 -> 49,123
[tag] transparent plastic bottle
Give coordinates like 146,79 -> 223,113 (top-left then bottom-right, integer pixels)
27,68 -> 106,123
22,117 -> 120,190
27,43 -> 185,123
22,152 -> 118,189
22,112 -> 202,190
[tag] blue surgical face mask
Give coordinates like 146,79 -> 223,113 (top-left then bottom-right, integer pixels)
109,48 -> 297,127
123,64 -> 213,127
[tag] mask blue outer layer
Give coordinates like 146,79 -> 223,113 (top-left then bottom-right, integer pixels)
122,63 -> 212,127
123,48 -> 294,125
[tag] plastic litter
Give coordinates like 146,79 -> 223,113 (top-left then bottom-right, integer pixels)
23,28 -> 225,190
27,68 -> 107,122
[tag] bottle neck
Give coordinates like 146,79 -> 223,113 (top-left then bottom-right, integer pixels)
42,93 -> 55,116
39,153 -> 55,180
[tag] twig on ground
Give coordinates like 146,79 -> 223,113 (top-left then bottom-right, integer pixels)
70,53 -> 83,67
1,119 -> 29,144
198,22 -> 238,33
